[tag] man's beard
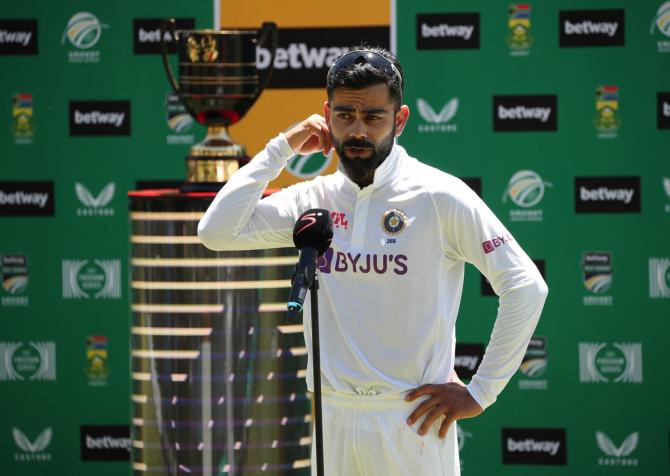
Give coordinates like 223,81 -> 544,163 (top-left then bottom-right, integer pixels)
333,128 -> 395,184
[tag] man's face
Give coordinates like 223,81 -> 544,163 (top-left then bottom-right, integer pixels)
325,83 -> 402,185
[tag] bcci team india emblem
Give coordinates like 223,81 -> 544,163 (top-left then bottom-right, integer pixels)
507,4 -> 533,55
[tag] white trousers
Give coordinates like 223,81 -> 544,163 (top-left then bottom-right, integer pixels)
311,389 -> 460,476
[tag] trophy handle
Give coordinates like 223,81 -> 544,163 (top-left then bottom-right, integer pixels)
255,22 -> 278,100
160,18 -> 180,94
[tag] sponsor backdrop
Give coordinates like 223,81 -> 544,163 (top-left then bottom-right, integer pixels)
1,0 -> 669,474
397,0 -> 669,474
0,0 -> 391,475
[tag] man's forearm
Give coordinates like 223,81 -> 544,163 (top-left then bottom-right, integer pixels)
466,276 -> 548,410
198,133 -> 295,251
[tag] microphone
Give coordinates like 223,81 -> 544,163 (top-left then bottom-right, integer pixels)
287,209 -> 333,317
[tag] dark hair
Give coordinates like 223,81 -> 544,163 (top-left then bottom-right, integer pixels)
326,46 -> 404,108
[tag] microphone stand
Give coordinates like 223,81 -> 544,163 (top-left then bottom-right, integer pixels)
310,274 -> 325,476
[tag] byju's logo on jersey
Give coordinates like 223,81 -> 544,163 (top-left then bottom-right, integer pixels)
2,255 -> 29,307
507,4 -> 533,55
80,425 -> 130,461
416,13 -> 480,50
596,431 -> 639,466
75,182 -> 115,216
416,98 -> 458,133
165,93 -> 194,145
502,428 -> 567,465
493,95 -> 557,132
649,257 -> 670,298
69,101 -> 130,136
579,342 -> 643,383
316,248 -> 408,276
503,170 -> 552,222
0,341 -> 56,381
133,18 -> 195,54
13,427 -> 52,462
559,9 -> 625,47
518,336 -> 548,390
575,177 -> 640,213
454,343 -> 484,380
62,259 -> 121,299
0,181 -> 54,216
651,2 -> 670,52
658,93 -> 670,129
12,93 -> 35,144
0,19 -> 38,55
594,86 -> 620,138
582,252 -> 613,306
61,12 -> 108,63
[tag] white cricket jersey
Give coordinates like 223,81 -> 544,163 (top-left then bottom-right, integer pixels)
198,133 -> 548,410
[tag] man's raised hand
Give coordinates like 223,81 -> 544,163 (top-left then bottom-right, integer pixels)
285,114 -> 332,156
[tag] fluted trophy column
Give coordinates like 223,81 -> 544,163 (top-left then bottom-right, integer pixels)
129,191 -> 310,475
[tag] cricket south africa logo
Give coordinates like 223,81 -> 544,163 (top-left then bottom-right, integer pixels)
582,252 -> 613,306
416,97 -> 459,133
165,93 -> 194,145
13,427 -> 53,462
596,431 -> 639,466
651,1 -> 670,52
518,336 -> 548,390
503,170 -> 552,222
61,12 -> 108,63
2,254 -> 28,307
579,342 -> 642,383
507,4 -> 533,55
287,151 -> 333,179
649,257 -> 670,298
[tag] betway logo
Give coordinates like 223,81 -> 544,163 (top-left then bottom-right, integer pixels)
482,233 -> 515,254
257,43 -> 348,70
74,110 -> 125,127
664,102 -> 670,116
507,438 -> 561,456
0,30 -> 32,46
85,435 -> 130,451
564,20 -> 619,37
580,187 -> 634,204
317,248 -> 408,275
454,355 -> 479,370
420,23 -> 474,40
498,105 -> 551,122
137,28 -> 173,43
0,191 -> 48,208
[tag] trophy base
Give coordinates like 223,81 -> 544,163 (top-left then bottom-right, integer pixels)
181,125 -> 249,192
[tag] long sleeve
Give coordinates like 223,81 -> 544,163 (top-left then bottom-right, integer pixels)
436,180 -> 548,410
197,133 -> 301,251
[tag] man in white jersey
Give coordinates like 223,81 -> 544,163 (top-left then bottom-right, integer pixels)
198,47 -> 548,475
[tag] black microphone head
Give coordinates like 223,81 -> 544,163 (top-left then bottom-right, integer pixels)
293,209 -> 333,254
